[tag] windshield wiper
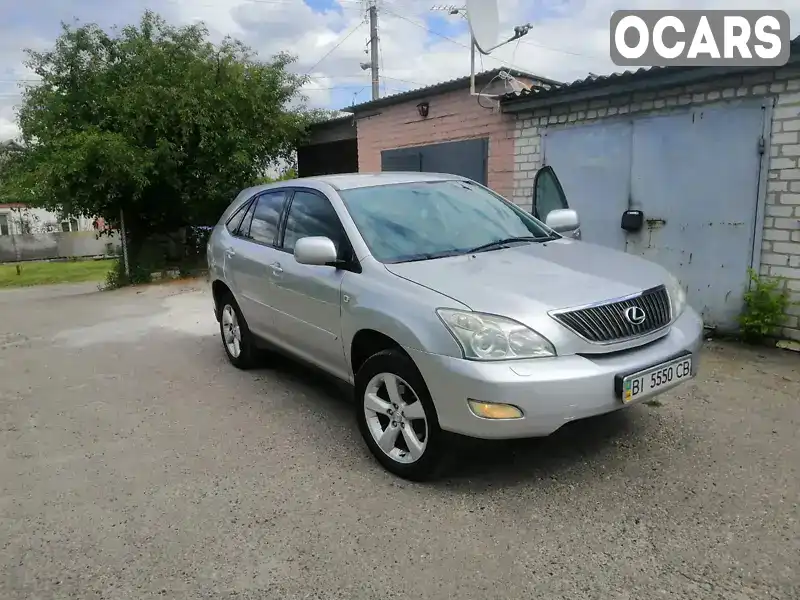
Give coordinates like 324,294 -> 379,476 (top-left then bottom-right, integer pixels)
390,249 -> 464,263
465,236 -> 546,254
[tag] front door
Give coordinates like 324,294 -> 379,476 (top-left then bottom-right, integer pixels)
270,189 -> 349,380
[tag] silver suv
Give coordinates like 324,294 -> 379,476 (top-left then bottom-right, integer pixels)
207,172 -> 703,480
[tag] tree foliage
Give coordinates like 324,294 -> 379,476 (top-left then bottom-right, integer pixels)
1,11 -> 317,263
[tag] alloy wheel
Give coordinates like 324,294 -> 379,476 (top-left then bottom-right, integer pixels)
363,372 -> 428,464
221,304 -> 242,358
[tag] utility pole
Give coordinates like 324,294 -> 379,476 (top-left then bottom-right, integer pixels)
368,1 -> 380,100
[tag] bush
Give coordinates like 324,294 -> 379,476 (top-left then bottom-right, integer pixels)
738,268 -> 790,344
103,259 -> 127,290
102,257 -> 153,289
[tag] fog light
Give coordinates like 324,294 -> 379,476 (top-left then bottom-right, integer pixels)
467,400 -> 523,419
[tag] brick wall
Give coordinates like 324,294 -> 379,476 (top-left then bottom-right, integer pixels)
354,87 -> 517,200
510,66 -> 800,341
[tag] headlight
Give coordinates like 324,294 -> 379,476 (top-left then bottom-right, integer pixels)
436,309 -> 556,360
665,273 -> 686,319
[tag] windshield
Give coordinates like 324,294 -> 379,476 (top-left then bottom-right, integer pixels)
338,180 -> 556,263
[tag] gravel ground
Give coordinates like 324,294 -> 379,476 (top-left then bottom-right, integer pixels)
0,280 -> 798,599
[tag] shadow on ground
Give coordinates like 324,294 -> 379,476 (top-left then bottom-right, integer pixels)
239,342 -> 649,488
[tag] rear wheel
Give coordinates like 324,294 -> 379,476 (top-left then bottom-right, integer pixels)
355,350 -> 446,480
219,295 -> 258,369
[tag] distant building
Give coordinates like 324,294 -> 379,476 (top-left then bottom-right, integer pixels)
0,139 -> 95,236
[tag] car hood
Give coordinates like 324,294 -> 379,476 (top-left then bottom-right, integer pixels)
384,239 -> 670,317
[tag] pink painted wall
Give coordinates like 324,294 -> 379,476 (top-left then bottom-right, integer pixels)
355,86 -> 518,200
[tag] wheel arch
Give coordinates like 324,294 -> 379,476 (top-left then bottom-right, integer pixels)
211,279 -> 233,322
350,329 -> 413,378
344,301 -> 463,380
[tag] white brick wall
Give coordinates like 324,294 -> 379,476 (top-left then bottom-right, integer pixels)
511,66 -> 800,341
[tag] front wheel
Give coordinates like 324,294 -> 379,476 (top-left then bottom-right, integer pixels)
355,350 -> 447,481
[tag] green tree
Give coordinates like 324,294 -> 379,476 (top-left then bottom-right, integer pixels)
2,11 -> 316,281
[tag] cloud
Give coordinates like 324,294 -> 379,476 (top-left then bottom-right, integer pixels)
1,0 -> 799,140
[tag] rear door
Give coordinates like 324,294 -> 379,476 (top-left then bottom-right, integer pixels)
226,189 -> 290,339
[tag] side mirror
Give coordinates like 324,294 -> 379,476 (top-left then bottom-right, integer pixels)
545,209 -> 581,239
294,236 -> 338,266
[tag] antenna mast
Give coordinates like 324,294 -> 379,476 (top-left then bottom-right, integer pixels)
433,2 -> 531,97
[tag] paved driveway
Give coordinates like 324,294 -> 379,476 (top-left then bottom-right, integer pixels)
1,280 -> 798,599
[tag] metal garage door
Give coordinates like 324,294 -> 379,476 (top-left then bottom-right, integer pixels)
542,100 -> 768,330
381,138 -> 489,185
540,120 -> 632,251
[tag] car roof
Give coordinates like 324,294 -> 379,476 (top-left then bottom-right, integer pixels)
271,171 -> 469,192
232,172 -> 471,202
314,172 -> 469,190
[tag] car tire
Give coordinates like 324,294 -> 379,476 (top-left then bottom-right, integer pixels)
218,293 -> 258,370
355,349 -> 447,481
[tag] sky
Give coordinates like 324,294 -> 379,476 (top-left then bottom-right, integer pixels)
1,0 -> 799,140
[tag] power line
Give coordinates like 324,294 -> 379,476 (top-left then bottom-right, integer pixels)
304,20 -> 365,75
517,38 -> 604,59
306,84 -> 405,92
398,6 -> 604,62
161,0 -> 367,9
380,74 -> 424,86
380,7 -> 531,73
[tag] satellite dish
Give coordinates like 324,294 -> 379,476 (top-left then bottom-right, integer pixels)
465,0 -> 500,54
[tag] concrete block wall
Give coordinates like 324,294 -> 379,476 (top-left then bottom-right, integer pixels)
0,231 -> 121,263
355,87 -> 518,200
510,66 -> 800,341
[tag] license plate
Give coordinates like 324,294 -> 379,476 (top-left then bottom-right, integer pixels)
620,354 -> 693,404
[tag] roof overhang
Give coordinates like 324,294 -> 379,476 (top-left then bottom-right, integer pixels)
344,69 -> 561,115
501,40 -> 800,114
301,115 -> 357,146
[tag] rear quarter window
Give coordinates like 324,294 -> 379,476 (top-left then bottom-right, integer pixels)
226,200 -> 252,234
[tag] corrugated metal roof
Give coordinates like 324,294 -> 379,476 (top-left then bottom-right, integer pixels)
500,65 -> 693,103
501,35 -> 800,106
307,114 -> 353,128
342,68 -> 562,113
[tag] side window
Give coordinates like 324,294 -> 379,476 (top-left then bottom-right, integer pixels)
226,200 -> 252,234
237,200 -> 257,237
282,191 -> 345,254
533,166 -> 568,222
247,191 -> 287,246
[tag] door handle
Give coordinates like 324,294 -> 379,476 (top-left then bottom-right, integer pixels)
225,248 -> 236,258
270,262 -> 283,275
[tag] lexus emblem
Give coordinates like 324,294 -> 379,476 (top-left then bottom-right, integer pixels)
624,306 -> 647,325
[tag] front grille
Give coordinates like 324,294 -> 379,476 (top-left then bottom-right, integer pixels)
551,285 -> 671,343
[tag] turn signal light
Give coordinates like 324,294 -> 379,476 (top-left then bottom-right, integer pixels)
467,400 -> 523,419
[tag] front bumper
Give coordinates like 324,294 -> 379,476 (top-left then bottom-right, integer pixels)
406,307 -> 704,439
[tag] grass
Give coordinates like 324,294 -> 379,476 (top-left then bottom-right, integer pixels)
0,259 -> 115,288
